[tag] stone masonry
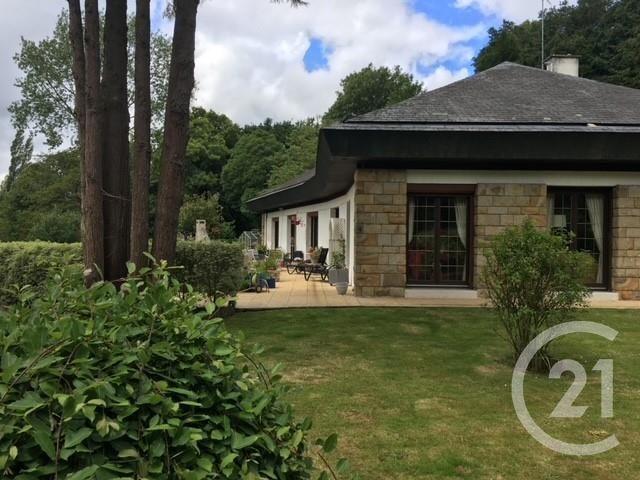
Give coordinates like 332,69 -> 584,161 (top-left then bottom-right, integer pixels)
353,169 -> 407,297
474,184 -> 548,291
612,186 -> 640,300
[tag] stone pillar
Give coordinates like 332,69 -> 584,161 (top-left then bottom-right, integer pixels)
353,169 -> 407,297
612,186 -> 640,300
474,184 -> 547,291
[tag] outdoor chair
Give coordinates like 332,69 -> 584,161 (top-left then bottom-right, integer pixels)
302,247 -> 329,281
285,250 -> 305,274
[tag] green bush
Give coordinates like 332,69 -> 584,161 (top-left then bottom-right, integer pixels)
0,242 -> 82,305
482,220 -> 593,370
175,240 -> 244,299
0,263 -> 338,479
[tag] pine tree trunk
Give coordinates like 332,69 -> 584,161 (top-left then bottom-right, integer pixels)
130,0 -> 152,268
153,0 -> 199,263
102,0 -> 131,281
82,0 -> 104,285
67,0 -> 85,168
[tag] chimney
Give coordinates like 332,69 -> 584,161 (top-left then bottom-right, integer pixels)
544,55 -> 580,77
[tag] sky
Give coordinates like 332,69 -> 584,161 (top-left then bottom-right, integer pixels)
0,0 -> 568,180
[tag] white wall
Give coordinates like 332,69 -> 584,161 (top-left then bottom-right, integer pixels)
263,185 -> 356,284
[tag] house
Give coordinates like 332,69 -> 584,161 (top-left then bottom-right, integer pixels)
246,57 -> 640,300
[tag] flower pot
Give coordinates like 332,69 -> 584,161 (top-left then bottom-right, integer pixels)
266,278 -> 276,289
335,282 -> 348,295
329,268 -> 349,285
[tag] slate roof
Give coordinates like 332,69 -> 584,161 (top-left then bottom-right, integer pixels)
347,62 -> 640,126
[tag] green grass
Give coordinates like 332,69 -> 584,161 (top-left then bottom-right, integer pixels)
228,308 -> 640,480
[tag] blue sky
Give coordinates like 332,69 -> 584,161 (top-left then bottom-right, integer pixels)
303,0 -> 502,74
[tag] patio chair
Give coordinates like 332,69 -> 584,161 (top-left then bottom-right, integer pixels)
285,250 -> 305,274
302,247 -> 329,281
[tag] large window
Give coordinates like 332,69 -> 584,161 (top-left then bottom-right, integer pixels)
307,212 -> 319,248
548,189 -> 611,288
407,194 -> 471,285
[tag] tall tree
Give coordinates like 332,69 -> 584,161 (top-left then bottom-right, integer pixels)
101,0 -> 130,280
79,0 -> 104,283
153,0 -> 200,263
131,0 -> 152,267
322,64 -> 423,124
1,129 -> 33,193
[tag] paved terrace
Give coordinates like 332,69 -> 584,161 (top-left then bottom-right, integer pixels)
236,270 -> 640,310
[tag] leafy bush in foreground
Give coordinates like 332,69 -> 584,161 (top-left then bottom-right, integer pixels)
0,263 -> 335,479
0,241 -> 82,305
482,220 -> 593,370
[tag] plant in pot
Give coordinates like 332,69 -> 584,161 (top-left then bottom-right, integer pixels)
330,238 -> 349,295
254,260 -> 275,290
264,250 -> 282,282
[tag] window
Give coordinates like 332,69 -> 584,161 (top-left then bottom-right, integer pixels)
407,195 -> 471,285
548,189 -> 611,288
272,218 -> 279,248
307,212 -> 319,248
330,207 -> 339,218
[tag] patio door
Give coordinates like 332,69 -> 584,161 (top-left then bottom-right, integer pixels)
407,195 -> 471,286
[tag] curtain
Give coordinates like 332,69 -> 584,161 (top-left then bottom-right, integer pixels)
547,194 -> 555,231
586,194 -> 605,284
408,198 -> 416,243
454,198 -> 468,280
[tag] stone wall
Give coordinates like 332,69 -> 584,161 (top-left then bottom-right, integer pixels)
612,186 -> 640,300
353,169 -> 407,297
474,184 -> 548,290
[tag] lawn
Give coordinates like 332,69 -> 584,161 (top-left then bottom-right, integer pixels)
228,308 -> 640,480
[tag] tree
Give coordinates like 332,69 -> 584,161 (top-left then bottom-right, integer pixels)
152,0 -> 201,264
482,221 -> 593,370
322,64 -> 423,124
184,108 -> 240,197
221,130 -> 285,233
267,118 -> 319,188
10,9 -> 172,149
1,129 -> 33,193
178,193 -> 234,239
0,149 -> 80,242
473,0 -> 640,89
76,0 -> 104,283
102,0 -> 130,281
131,0 -> 152,268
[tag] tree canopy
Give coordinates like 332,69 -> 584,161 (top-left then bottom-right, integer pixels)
474,0 -> 640,89
9,10 -> 171,149
322,63 -> 423,124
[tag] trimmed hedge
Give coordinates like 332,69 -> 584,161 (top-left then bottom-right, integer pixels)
175,240 -> 244,299
0,240 -> 244,305
0,242 -> 82,305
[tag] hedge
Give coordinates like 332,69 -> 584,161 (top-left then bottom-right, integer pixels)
175,240 -> 244,299
0,240 -> 244,305
0,242 -> 82,305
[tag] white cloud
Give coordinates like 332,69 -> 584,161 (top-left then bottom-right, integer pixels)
192,0 -> 485,125
0,0 -> 63,181
454,0 -> 577,23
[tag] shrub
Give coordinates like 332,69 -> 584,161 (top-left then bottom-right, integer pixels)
0,242 -> 82,305
481,220 -> 593,370
178,194 -> 235,240
0,263 -> 339,479
175,240 -> 244,299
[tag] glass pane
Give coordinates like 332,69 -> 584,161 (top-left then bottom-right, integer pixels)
439,197 -> 467,282
407,196 -> 436,283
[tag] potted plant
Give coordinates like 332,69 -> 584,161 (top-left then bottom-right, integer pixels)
254,260 -> 276,289
330,238 -> 349,295
264,250 -> 282,282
